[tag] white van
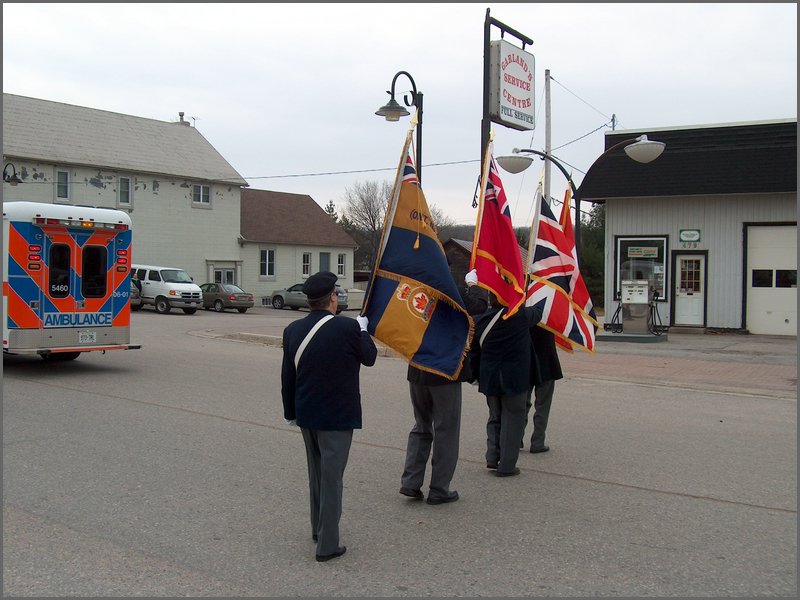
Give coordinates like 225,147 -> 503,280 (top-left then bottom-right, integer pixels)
131,264 -> 203,314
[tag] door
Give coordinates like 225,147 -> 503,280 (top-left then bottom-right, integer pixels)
319,252 -> 330,272
214,268 -> 235,285
746,225 -> 796,335
674,254 -> 705,326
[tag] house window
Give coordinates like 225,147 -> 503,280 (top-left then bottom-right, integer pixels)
192,184 -> 211,206
260,248 -> 275,277
118,177 -> 132,207
337,253 -> 346,277
56,170 -> 70,202
615,236 -> 667,300
302,252 -> 312,276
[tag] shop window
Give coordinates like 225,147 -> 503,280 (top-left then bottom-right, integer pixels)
752,270 -> 773,288
775,270 -> 797,288
615,236 -> 667,300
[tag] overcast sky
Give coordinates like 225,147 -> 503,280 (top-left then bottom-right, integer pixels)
3,3 -> 797,227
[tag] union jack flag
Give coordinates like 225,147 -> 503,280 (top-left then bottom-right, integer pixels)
402,153 -> 418,185
471,141 -> 525,318
526,182 -> 599,353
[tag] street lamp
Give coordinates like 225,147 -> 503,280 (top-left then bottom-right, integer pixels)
3,162 -> 23,186
375,70 -> 423,184
496,135 -> 666,256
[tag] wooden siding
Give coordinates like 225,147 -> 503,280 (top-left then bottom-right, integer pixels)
603,192 -> 796,328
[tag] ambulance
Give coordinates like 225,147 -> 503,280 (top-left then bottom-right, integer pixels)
3,201 -> 141,360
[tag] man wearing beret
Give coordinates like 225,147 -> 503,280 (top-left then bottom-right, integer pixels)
281,271 -> 377,562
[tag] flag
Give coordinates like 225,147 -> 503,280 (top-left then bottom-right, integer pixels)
362,129 -> 473,380
471,140 -> 526,318
526,181 -> 599,353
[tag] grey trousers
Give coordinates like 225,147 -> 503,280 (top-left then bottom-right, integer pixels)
523,380 -> 555,450
485,391 -> 527,473
301,428 -> 352,556
401,381 -> 462,498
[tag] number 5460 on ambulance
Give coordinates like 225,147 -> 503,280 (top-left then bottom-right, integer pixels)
3,201 -> 142,361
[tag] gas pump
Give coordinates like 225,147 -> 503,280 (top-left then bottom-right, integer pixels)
620,279 -> 650,334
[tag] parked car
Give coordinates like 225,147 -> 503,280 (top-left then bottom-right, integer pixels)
199,283 -> 254,313
131,264 -> 203,314
130,280 -> 142,311
270,283 -> 348,314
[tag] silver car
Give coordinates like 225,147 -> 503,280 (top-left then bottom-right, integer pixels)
270,283 -> 348,314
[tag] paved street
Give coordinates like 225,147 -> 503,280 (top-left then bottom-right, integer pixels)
2,306 -> 796,597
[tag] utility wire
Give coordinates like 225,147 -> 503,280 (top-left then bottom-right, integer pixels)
243,159 -> 478,180
550,75 -> 618,125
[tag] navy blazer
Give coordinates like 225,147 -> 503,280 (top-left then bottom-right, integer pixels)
530,326 -> 563,385
282,310 -> 377,430
471,304 -> 543,396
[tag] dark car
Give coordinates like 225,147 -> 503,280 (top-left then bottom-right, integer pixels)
270,283 -> 348,314
130,280 -> 142,311
199,283 -> 255,313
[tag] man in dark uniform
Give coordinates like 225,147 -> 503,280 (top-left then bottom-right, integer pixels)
281,271 -> 377,562
523,327 -> 563,453
471,294 -> 543,477
399,269 -> 488,505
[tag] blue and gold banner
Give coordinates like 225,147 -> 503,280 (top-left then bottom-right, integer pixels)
362,129 -> 473,380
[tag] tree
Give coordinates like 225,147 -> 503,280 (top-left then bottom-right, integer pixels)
429,204 -> 457,242
579,204 -> 605,309
324,200 -> 338,222
340,180 -> 391,270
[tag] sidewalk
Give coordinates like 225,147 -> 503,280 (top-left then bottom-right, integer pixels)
195,307 -> 797,399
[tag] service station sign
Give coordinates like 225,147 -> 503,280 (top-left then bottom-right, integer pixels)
489,39 -> 535,131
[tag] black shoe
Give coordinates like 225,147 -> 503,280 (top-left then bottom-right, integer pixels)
399,487 -> 424,500
496,467 -> 521,477
426,490 -> 459,505
316,546 -> 346,562
486,462 -> 498,469
530,445 -> 550,454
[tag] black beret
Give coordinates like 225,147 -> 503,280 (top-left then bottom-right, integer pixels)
302,271 -> 338,301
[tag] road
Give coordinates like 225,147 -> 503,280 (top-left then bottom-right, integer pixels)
2,306 -> 796,596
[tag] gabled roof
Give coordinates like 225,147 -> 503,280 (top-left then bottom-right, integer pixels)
240,188 -> 358,248
579,119 -> 797,202
2,93 -> 247,186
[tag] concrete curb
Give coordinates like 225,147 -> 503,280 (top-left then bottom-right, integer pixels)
217,332 -> 400,358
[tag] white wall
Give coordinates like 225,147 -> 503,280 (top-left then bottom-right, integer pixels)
239,242 -> 355,303
2,160 -> 242,283
603,192 -> 796,329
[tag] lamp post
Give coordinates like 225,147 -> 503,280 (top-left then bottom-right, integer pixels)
496,135 -> 666,257
3,162 -> 23,186
375,71 -> 423,184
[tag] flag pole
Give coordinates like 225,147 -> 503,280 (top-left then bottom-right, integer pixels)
470,131 -> 494,271
361,126 -> 415,316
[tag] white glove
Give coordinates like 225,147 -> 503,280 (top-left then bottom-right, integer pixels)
465,269 -> 478,287
284,418 -> 297,426
356,315 -> 369,331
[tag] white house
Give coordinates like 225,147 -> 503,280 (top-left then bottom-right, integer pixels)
239,188 -> 358,305
580,119 -> 797,336
2,93 -> 248,285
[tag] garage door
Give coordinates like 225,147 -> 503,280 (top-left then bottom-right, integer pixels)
746,225 -> 797,335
